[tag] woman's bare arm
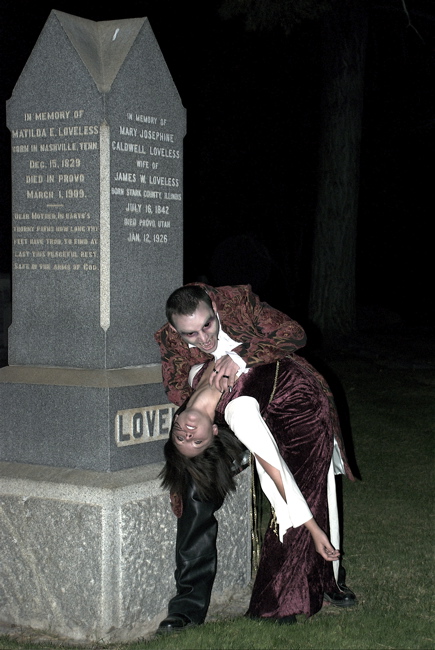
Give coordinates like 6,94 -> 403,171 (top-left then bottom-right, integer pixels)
254,454 -> 286,501
254,453 -> 339,562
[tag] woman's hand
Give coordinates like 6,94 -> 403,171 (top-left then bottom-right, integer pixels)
304,518 -> 340,561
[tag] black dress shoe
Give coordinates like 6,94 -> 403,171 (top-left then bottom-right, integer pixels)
156,614 -> 197,635
338,581 -> 356,596
324,585 -> 357,608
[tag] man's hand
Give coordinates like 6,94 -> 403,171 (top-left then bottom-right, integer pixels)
209,355 -> 239,393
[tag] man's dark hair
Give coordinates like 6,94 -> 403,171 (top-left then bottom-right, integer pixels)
159,405 -> 247,503
165,285 -> 213,327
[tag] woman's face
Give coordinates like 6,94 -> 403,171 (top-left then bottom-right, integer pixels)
172,408 -> 218,457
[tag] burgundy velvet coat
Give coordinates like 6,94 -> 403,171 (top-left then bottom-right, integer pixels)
154,283 -> 307,406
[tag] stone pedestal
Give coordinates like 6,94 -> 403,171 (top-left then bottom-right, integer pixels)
0,365 -> 171,471
0,461 -> 252,643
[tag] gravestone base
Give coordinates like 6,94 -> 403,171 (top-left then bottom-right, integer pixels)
0,364 -> 174,471
0,461 -> 252,644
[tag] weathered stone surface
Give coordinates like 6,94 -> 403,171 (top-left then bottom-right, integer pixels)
0,462 -> 252,643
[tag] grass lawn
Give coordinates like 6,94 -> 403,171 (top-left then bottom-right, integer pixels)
1,351 -> 433,650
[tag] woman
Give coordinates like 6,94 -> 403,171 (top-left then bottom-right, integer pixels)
161,355 -> 349,622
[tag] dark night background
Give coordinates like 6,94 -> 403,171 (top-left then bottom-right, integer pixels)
0,0 -> 434,332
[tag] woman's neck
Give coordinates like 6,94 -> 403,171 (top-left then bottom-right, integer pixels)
186,364 -> 222,418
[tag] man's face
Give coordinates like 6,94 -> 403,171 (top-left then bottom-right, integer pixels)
170,300 -> 219,353
172,408 -> 218,457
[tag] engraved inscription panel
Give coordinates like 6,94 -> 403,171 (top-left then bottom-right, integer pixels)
11,109 -> 99,273
116,403 -> 176,446
110,111 -> 181,250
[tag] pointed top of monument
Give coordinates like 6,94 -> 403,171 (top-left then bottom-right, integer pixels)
52,10 -> 146,93
8,9 -> 184,113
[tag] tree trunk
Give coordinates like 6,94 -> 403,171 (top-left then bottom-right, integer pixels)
309,0 -> 368,343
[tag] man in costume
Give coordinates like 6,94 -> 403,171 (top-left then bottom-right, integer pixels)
154,283 -> 356,634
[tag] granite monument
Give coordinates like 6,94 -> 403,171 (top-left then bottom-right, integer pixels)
0,11 -> 251,644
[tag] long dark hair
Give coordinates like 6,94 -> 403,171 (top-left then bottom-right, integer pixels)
159,408 -> 247,503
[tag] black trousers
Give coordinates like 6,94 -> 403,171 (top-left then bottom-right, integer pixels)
167,477 -> 224,624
